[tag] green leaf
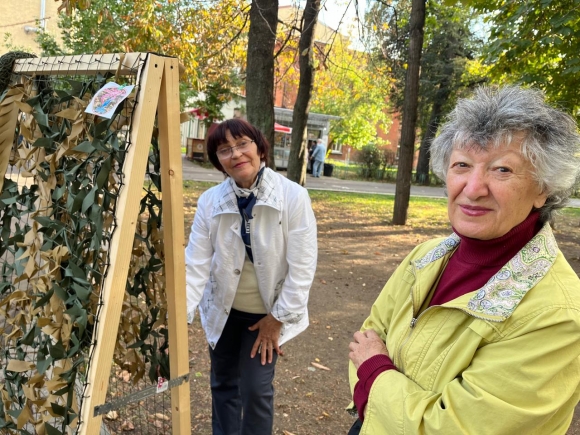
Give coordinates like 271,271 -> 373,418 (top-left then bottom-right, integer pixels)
33,288 -> 54,309
70,188 -> 89,214
33,110 -> 49,127
92,138 -> 107,151
66,79 -> 85,97
50,402 -> 67,417
34,216 -> 65,231
72,140 -> 95,153
36,354 -> 53,375
94,119 -> 111,137
65,261 -> 85,280
81,186 -> 97,213
96,157 -> 111,189
53,283 -> 69,302
72,282 -> 91,302
20,325 -> 38,346
67,332 -> 81,356
44,422 -> 62,435
49,341 -> 67,360
33,137 -> 54,149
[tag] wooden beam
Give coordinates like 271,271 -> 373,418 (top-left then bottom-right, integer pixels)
78,54 -> 165,435
158,57 -> 192,434
12,53 -> 146,76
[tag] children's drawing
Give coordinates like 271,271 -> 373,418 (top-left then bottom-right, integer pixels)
86,82 -> 135,119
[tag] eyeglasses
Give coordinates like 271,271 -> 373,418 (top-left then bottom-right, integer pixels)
216,140 -> 254,159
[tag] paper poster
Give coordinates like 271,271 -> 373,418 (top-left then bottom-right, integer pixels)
85,82 -> 134,119
156,376 -> 169,393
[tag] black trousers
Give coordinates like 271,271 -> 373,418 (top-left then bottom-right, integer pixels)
209,309 -> 278,435
348,418 -> 363,434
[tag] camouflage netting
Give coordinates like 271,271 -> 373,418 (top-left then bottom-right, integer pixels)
0,53 -> 171,433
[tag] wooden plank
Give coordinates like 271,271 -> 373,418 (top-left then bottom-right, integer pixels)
12,52 -> 146,76
157,57 -> 192,434
78,54 -> 165,435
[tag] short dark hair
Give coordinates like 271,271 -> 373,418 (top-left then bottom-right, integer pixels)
206,119 -> 270,173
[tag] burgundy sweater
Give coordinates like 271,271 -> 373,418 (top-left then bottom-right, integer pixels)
352,212 -> 542,421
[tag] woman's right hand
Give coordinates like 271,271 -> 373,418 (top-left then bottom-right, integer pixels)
348,330 -> 389,369
249,313 -> 285,365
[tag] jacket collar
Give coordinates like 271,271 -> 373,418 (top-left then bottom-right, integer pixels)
212,167 -> 282,216
414,223 -> 558,321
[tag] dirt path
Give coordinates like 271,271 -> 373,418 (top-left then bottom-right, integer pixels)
186,201 -> 580,434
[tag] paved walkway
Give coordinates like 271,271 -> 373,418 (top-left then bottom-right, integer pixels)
181,157 -> 580,208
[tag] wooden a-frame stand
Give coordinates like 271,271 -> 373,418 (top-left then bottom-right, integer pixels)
12,53 -> 192,434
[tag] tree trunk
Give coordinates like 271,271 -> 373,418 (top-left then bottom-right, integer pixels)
287,0 -> 321,185
415,40 -> 456,185
415,98 -> 443,185
392,0 -> 426,225
246,0 -> 279,169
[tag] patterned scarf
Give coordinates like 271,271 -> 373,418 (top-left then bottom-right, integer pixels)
230,164 -> 266,263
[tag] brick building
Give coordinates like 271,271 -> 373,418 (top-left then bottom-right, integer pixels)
273,6 -> 403,166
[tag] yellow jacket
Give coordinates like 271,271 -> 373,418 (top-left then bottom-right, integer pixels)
349,223 -> 580,434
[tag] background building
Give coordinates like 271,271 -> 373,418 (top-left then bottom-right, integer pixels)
0,0 -> 61,55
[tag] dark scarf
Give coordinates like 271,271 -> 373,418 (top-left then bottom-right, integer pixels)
231,166 -> 265,263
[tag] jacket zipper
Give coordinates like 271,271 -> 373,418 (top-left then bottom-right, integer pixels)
396,263 -> 420,373
395,262 -> 503,372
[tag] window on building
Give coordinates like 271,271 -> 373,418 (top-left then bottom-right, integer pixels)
331,141 -> 342,153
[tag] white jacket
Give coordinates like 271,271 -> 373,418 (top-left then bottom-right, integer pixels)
185,168 -> 317,348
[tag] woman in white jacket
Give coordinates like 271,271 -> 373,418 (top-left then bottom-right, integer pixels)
185,119 -> 317,435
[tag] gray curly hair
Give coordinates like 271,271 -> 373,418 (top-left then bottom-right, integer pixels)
431,85 -> 580,222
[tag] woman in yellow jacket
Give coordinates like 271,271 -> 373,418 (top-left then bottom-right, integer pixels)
348,86 -> 580,435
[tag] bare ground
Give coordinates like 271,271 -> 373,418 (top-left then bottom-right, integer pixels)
186,199 -> 580,434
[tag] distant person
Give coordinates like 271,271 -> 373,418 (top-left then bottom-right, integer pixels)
307,141 -> 315,174
347,85 -> 580,434
185,118 -> 317,435
310,138 -> 326,177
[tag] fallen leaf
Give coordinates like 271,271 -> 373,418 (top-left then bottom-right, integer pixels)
320,279 -> 327,284
121,421 -> 135,431
154,413 -> 170,421
311,362 -> 331,371
105,411 -> 119,420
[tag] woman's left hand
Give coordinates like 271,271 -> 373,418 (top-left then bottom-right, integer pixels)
349,330 -> 389,369
249,313 -> 284,365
